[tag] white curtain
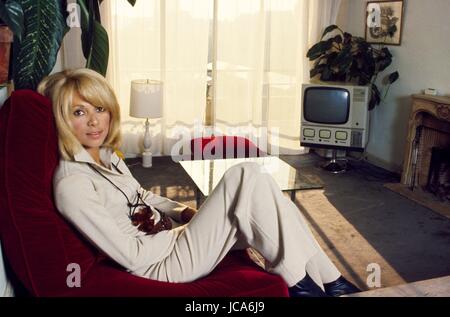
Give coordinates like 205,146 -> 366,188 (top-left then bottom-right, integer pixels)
100,0 -> 211,158
90,0 -> 341,157
214,0 -> 341,155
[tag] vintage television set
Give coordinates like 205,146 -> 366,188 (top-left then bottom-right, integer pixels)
300,83 -> 370,171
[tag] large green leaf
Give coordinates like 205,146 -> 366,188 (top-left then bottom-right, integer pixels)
377,55 -> 392,72
331,46 -> 351,68
77,0 -> 90,57
380,47 -> 392,59
0,0 -> 24,41
85,20 -> 108,75
321,24 -> 339,39
343,32 -> 352,44
388,71 -> 399,84
320,66 -> 333,81
333,34 -> 342,44
78,0 -> 109,76
12,0 -> 68,90
324,52 -> 338,66
306,39 -> 333,61
369,83 -> 381,110
310,64 -> 326,79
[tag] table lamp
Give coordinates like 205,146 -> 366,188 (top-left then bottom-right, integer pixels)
130,79 -> 163,168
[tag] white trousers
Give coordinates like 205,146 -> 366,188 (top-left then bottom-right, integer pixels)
145,162 -> 340,288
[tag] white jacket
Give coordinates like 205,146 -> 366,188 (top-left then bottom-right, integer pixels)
53,147 -> 188,275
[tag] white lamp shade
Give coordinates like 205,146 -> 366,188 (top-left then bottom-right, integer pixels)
130,79 -> 163,118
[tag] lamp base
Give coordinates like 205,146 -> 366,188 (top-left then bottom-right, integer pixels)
142,151 -> 153,168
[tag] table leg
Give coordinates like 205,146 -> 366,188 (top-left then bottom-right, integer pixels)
196,188 -> 201,208
290,190 -> 296,202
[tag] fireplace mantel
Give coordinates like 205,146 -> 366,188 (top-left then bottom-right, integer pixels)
401,94 -> 450,186
385,94 -> 450,219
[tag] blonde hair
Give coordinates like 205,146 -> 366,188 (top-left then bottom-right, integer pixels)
37,68 -> 121,160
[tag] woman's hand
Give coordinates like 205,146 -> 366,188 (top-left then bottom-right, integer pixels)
181,207 -> 197,224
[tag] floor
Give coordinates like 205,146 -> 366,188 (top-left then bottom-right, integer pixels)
127,152 -> 450,296
344,275 -> 450,297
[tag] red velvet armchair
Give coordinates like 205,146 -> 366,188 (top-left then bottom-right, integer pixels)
0,90 -> 288,297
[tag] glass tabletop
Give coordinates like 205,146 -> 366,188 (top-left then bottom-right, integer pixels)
179,156 -> 322,196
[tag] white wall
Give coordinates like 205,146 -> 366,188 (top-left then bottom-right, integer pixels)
338,0 -> 450,172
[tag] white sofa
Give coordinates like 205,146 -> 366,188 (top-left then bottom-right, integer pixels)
0,242 -> 14,297
0,91 -> 12,297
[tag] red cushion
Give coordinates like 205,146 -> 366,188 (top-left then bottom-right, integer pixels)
0,90 -> 100,296
61,251 -> 286,297
190,136 -> 265,160
0,90 -> 288,297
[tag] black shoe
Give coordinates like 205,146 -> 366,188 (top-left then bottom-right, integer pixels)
289,273 -> 329,297
324,276 -> 361,297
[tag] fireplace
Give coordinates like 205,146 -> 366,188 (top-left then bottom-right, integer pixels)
426,147 -> 450,202
385,94 -> 450,218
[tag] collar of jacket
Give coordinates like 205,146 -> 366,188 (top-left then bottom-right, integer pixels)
73,147 -> 122,175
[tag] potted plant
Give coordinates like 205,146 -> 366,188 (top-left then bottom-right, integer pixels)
0,0 -> 136,91
0,23 -> 13,85
306,25 -> 399,110
1,0 -> 21,82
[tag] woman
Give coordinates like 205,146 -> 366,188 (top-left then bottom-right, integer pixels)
38,68 -> 360,297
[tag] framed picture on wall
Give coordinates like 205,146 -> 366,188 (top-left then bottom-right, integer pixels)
365,0 -> 404,45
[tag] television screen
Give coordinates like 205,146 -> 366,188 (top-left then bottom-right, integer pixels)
303,87 -> 350,124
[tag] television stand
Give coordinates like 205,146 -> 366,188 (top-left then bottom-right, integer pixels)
321,149 -> 348,173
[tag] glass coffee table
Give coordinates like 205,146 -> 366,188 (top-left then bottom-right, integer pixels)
179,156 -> 323,207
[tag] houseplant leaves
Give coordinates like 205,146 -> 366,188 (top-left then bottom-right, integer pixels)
12,0 -> 68,90
78,0 -> 136,76
0,0 -> 24,41
78,0 -> 109,76
321,24 -> 340,39
2,0 -> 137,90
388,71 -> 399,84
307,39 -> 334,61
306,24 -> 399,109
